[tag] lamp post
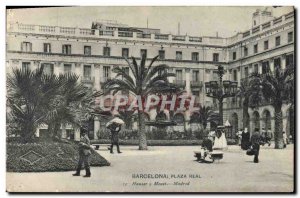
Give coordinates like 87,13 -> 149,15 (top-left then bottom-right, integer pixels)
205,65 -> 238,125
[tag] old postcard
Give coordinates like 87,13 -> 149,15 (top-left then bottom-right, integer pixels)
6,6 -> 295,193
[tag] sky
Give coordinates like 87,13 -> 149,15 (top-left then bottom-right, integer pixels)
7,6 -> 294,38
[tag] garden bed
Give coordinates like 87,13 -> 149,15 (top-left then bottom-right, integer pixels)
91,139 -> 237,146
7,141 -> 110,172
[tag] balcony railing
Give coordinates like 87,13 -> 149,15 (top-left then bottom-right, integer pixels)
60,27 -> 76,34
174,80 -> 186,88
252,26 -> 260,34
80,28 -> 94,35
118,31 -> 133,38
155,34 -> 169,40
273,17 -> 283,25
262,22 -> 271,30
99,30 -> 114,36
242,31 -> 251,38
189,37 -> 202,42
172,35 -> 185,41
81,76 -> 95,84
190,81 -> 203,89
39,25 -> 55,33
136,33 -> 151,39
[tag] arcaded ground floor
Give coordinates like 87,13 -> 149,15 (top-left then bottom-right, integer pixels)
7,144 -> 294,193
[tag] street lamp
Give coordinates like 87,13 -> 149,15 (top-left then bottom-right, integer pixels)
205,65 -> 238,125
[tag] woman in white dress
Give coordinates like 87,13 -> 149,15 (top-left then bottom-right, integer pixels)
213,126 -> 228,150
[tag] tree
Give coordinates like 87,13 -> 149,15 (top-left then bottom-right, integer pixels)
191,105 -> 220,130
236,79 -> 251,129
7,67 -> 61,142
248,66 -> 294,149
104,55 -> 176,150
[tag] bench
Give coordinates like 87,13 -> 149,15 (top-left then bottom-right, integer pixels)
92,144 -> 101,150
194,150 -> 224,162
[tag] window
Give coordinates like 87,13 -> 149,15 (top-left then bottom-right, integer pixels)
264,40 -> 269,50
288,32 -> 293,43
159,50 -> 165,59
43,43 -> 51,53
274,58 -> 281,70
175,70 -> 183,81
262,61 -> 269,74
84,46 -> 91,55
233,52 -> 236,60
213,53 -> 219,62
62,45 -> 71,54
192,70 -> 199,82
244,67 -> 249,77
286,54 -> 294,68
244,47 -> 248,57
122,48 -> 129,58
103,47 -> 110,56
84,65 -> 92,80
103,66 -> 110,81
233,70 -> 237,81
22,62 -> 30,70
254,64 -> 259,73
21,42 -> 32,52
275,36 -> 281,46
191,52 -> 199,61
140,49 -> 147,58
254,44 -> 258,54
64,64 -> 72,74
176,51 -> 182,60
41,63 -> 54,75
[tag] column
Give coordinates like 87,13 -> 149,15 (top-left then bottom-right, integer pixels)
281,54 -> 286,70
61,124 -> 67,139
269,58 -> 274,72
168,67 -> 174,83
94,117 -> 100,140
33,60 -> 40,70
185,68 -> 191,94
271,118 -> 275,139
237,67 -> 241,86
258,61 -> 263,74
54,62 -> 61,75
75,63 -> 82,82
94,64 -> 101,91
74,127 -> 81,141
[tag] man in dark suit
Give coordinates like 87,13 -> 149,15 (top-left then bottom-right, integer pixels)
250,128 -> 261,163
109,123 -> 122,154
73,127 -> 92,177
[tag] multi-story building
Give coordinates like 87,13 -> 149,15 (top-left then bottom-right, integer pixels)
6,8 -> 294,140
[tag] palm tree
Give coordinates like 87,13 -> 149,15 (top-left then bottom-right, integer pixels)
7,67 -> 61,142
236,79 -> 251,129
192,105 -> 220,130
104,55 -> 176,150
248,66 -> 294,149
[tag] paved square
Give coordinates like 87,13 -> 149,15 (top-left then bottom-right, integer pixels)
6,144 -> 294,192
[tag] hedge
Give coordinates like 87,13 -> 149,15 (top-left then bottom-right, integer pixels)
7,142 -> 110,172
91,139 -> 237,146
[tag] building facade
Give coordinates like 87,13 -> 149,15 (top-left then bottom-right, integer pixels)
6,9 -> 295,140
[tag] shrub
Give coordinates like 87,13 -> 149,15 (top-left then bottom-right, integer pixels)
7,142 -> 110,172
91,138 -> 237,146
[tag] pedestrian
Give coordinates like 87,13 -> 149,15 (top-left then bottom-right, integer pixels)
236,129 -> 243,146
283,131 -> 287,148
213,126 -> 227,150
109,123 -> 122,154
73,127 -> 92,177
250,128 -> 261,163
241,127 -> 250,150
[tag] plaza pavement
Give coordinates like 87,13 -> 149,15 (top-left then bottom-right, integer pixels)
6,144 -> 294,192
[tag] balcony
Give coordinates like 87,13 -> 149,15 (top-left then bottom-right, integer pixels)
172,35 -> 185,41
252,26 -> 260,34
190,81 -> 203,90
118,31 -> 133,38
99,30 -> 114,36
262,22 -> 271,30
189,37 -> 202,42
174,80 -> 186,88
136,33 -> 151,39
81,76 -> 95,84
155,34 -> 169,40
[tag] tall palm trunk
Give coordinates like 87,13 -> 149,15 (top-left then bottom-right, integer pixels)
274,105 -> 284,149
138,112 -> 147,150
242,99 -> 249,129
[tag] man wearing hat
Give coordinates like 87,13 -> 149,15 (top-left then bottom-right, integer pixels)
73,126 -> 92,177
